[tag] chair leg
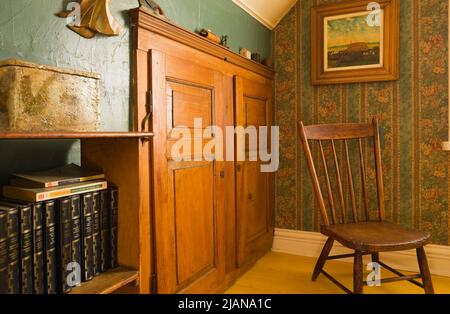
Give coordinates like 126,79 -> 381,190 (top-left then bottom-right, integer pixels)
417,247 -> 434,294
353,251 -> 364,294
312,238 -> 334,281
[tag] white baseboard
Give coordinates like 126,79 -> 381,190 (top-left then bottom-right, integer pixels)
272,228 -> 450,277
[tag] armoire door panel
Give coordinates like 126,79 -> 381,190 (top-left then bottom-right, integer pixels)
244,96 -> 267,127
171,162 -> 216,287
167,81 -> 213,132
240,161 -> 269,241
166,55 -> 215,87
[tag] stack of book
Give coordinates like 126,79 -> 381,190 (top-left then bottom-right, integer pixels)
0,164 -> 119,294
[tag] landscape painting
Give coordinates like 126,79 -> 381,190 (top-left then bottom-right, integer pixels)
324,10 -> 384,72
311,0 -> 398,84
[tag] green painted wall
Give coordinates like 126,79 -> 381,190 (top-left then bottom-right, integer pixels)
0,0 -> 271,184
163,0 -> 272,58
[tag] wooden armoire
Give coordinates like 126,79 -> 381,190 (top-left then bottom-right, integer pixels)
130,7 -> 275,294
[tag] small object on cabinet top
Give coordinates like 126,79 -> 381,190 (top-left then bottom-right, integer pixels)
139,0 -> 167,19
240,48 -> 252,60
263,58 -> 274,68
199,29 -> 221,44
251,53 -> 261,63
220,35 -> 229,49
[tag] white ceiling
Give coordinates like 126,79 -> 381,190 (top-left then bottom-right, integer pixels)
232,0 -> 298,30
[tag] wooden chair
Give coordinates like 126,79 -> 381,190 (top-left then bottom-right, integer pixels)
298,118 -> 434,294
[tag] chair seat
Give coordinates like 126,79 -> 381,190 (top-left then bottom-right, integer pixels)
321,222 -> 431,252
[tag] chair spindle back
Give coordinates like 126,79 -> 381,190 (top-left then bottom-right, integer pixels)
298,118 -> 385,227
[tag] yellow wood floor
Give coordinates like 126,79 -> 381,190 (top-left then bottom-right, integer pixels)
226,252 -> 450,294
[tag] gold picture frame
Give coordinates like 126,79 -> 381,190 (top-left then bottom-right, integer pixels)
311,0 -> 399,85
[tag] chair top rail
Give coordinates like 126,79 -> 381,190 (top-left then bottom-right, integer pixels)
303,123 -> 375,140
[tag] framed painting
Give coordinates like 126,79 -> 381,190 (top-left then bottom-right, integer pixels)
311,0 -> 399,85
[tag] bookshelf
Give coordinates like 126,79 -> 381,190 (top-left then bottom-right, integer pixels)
0,131 -> 154,294
0,132 -> 153,139
69,267 -> 139,294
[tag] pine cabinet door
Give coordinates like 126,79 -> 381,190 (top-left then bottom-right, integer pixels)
151,50 -> 234,293
235,76 -> 275,268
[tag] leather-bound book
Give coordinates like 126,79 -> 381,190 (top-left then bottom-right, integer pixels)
92,191 -> 101,276
43,200 -> 57,294
0,200 -> 33,294
56,198 -> 72,293
81,193 -> 94,281
109,187 -> 119,269
0,204 -> 20,294
19,203 -> 33,294
99,190 -> 110,272
11,164 -> 105,189
0,210 -> 8,294
32,203 -> 45,294
70,196 -> 82,282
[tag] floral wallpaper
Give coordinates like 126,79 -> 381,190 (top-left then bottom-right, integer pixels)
273,0 -> 450,244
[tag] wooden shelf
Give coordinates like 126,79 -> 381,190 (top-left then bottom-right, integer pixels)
69,267 -> 139,294
0,132 -> 154,140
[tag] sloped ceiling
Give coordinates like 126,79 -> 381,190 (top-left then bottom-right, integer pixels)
232,0 -> 297,30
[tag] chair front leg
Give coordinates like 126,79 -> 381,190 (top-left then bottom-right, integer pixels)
353,251 -> 364,294
312,237 -> 334,281
417,247 -> 434,294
